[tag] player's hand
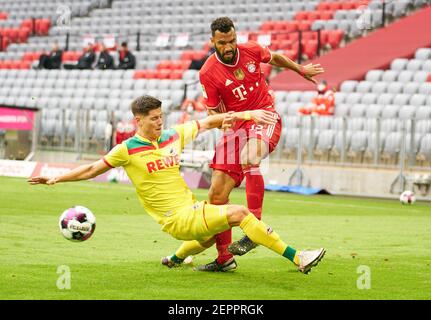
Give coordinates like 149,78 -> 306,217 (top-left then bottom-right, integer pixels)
27,176 -> 57,185
221,111 -> 235,130
250,110 -> 278,126
302,63 -> 324,84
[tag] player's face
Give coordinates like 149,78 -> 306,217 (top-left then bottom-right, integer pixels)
135,108 -> 163,140
212,28 -> 237,64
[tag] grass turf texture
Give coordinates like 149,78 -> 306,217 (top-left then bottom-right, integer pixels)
0,176 -> 430,300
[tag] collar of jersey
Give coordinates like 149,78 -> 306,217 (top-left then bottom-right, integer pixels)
134,133 -> 155,145
134,128 -> 177,145
214,48 -> 240,67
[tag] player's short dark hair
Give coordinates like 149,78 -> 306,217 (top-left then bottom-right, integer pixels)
211,17 -> 235,36
131,95 -> 162,116
121,41 -> 128,47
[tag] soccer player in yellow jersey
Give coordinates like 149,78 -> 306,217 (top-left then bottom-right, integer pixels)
28,95 -> 325,274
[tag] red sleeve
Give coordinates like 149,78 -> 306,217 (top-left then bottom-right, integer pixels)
249,40 -> 272,64
199,71 -> 221,110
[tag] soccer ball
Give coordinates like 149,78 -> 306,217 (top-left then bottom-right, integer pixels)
399,190 -> 416,205
59,206 -> 96,241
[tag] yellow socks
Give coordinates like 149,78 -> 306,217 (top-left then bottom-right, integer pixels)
239,213 -> 298,264
174,238 -> 215,261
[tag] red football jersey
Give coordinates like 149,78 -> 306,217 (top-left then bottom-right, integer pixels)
199,41 -> 274,113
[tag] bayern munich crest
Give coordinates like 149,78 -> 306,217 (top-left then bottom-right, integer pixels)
246,62 -> 256,73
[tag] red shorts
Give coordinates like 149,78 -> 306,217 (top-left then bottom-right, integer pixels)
209,112 -> 282,187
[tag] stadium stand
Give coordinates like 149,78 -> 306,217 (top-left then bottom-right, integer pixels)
0,0 -> 429,167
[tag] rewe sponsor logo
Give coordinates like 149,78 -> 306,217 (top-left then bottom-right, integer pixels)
146,155 -> 180,173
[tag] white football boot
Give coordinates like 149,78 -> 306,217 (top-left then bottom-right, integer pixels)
296,248 -> 326,274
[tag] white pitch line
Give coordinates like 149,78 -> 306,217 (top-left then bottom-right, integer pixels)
271,198 -> 424,213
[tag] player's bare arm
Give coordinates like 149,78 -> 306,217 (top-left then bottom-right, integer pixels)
28,159 -> 110,185
269,52 -> 324,84
199,110 -> 277,131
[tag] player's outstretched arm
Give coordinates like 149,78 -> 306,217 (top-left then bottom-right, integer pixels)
28,159 -> 111,185
199,110 -> 277,131
269,52 -> 324,84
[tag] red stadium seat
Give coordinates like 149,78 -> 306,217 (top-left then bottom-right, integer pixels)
283,49 -> 298,61
18,27 -> 31,43
320,11 -> 334,20
157,60 -> 172,70
4,28 -> 19,43
133,70 -> 147,79
295,11 -> 309,21
341,2 -> 355,10
1,35 -> 9,50
288,32 -> 299,42
279,39 -> 294,50
307,11 -> 321,21
20,19 -> 33,31
22,52 -> 34,62
169,70 -> 183,79
320,30 -> 331,46
180,60 -> 191,70
302,41 -> 318,60
193,50 -> 207,60
302,31 -> 317,41
36,19 -> 51,36
275,33 -> 290,41
181,50 -> 194,60
0,12 -> 8,20
316,2 -> 331,11
156,69 -> 170,79
62,51 -> 74,62
427,74 -> 431,82
18,60 -> 31,69
298,21 -> 312,31
260,21 -> 275,32
269,41 -> 280,51
328,30 -> 344,49
328,2 -> 342,10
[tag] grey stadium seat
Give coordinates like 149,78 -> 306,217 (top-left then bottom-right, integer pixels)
334,104 -> 350,117
416,107 -> 431,120
390,59 -> 408,71
403,82 -> 419,94
387,82 -> 403,94
409,94 -> 427,106
349,104 -> 366,118
340,80 -> 358,93
365,70 -> 384,82
365,105 -> 384,118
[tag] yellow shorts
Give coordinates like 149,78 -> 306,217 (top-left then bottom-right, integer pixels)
161,201 -> 230,241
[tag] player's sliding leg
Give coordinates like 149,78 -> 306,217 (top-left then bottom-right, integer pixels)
194,170 -> 238,272
227,205 -> 325,274
161,237 -> 215,268
229,138 -> 267,256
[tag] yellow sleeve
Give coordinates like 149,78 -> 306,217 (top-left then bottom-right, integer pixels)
103,143 -> 130,168
173,120 -> 200,150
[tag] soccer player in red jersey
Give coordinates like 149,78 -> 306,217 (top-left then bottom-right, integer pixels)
167,17 -> 324,271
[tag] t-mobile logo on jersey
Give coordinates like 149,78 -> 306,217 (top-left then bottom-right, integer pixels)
232,84 -> 248,101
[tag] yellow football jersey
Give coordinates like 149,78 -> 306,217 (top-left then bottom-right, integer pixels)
103,121 -> 200,225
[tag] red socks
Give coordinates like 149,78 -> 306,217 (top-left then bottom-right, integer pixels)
215,166 -> 264,264
244,166 -> 264,220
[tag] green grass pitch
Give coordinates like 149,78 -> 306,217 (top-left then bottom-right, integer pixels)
0,176 -> 430,300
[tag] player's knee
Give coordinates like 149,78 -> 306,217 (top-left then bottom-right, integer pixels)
227,205 -> 250,226
208,187 -> 229,205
